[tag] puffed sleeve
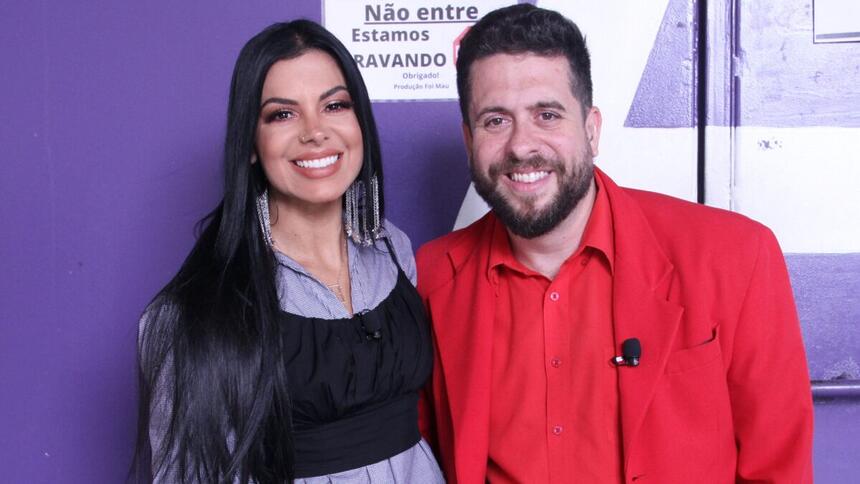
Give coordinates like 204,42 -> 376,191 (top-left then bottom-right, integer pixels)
138,304 -> 184,483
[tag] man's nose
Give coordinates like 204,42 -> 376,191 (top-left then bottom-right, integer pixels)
505,121 -> 541,161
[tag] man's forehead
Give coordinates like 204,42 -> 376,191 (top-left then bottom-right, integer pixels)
468,53 -> 578,111
470,51 -> 569,73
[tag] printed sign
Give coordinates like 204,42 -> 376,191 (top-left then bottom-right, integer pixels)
323,0 -> 513,101
813,0 -> 860,43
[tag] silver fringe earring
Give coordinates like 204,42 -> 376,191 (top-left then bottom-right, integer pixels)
370,175 -> 380,239
345,180 -> 358,242
344,175 -> 382,246
255,189 -> 274,248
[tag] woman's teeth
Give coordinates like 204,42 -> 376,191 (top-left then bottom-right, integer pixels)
295,154 -> 338,168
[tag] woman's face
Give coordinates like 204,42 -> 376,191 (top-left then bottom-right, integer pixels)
255,49 -> 363,208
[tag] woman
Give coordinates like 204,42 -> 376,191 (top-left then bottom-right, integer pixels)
133,20 -> 443,483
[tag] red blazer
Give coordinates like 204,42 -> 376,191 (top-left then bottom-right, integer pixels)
416,169 -> 813,484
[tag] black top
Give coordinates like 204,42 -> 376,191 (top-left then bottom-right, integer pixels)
279,244 -> 434,478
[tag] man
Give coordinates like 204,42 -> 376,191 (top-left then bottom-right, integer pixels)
416,4 -> 813,483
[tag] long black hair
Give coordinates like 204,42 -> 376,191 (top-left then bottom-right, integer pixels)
131,20 -> 384,483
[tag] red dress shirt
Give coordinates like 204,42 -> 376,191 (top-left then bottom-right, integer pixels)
486,179 -> 623,484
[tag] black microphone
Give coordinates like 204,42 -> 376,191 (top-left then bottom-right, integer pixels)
612,338 -> 641,367
359,310 -> 383,340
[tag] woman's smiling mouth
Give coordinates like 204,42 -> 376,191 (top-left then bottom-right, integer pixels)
293,153 -> 340,169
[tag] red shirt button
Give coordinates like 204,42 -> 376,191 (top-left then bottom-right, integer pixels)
552,425 -> 564,435
549,291 -> 560,301
551,357 -> 562,368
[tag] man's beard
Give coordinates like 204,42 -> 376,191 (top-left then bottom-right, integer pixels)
470,152 -> 594,239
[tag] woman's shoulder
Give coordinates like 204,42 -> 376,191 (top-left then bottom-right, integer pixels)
376,219 -> 417,284
137,292 -> 184,352
380,219 -> 413,252
139,292 -> 178,324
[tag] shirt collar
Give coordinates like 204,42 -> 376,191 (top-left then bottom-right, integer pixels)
487,172 -> 615,279
585,171 -> 615,272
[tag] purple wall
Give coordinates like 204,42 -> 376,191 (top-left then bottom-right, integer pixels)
1,1 -> 857,482
788,254 -> 860,482
2,2 -> 288,482
0,2 -> 468,482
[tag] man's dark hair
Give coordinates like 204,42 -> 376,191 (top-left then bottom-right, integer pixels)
456,4 -> 593,124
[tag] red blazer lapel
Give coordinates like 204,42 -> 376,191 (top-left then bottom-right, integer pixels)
598,169 -> 685,473
423,216 -> 496,484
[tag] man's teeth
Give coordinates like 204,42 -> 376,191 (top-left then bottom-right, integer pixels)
510,171 -> 549,183
295,154 -> 338,168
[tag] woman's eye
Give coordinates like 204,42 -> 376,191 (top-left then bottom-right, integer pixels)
325,100 -> 353,112
266,110 -> 294,122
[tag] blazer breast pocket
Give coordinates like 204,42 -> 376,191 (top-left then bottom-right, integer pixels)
666,326 -> 722,374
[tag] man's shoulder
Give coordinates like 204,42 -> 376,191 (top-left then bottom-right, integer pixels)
417,212 -> 493,261
618,185 -> 776,267
416,212 -> 494,293
624,186 -> 768,240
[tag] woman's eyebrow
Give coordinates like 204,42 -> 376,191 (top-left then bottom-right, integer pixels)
260,85 -> 348,108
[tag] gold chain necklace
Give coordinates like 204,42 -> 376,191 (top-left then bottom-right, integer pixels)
325,237 -> 349,307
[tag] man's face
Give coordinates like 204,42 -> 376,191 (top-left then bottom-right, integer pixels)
464,53 -> 601,238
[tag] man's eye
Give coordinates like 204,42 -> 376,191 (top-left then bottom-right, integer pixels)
539,112 -> 559,121
484,117 -> 505,127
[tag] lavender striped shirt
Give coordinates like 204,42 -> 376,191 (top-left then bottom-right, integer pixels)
272,220 -> 417,319
273,220 -> 444,484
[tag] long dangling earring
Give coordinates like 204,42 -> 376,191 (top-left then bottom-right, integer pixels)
370,175 -> 380,239
256,188 -> 274,248
344,174 -> 381,246
345,180 -> 359,242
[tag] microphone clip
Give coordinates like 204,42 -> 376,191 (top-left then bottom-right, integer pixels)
365,328 -> 383,340
358,311 -> 383,341
612,338 -> 641,367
